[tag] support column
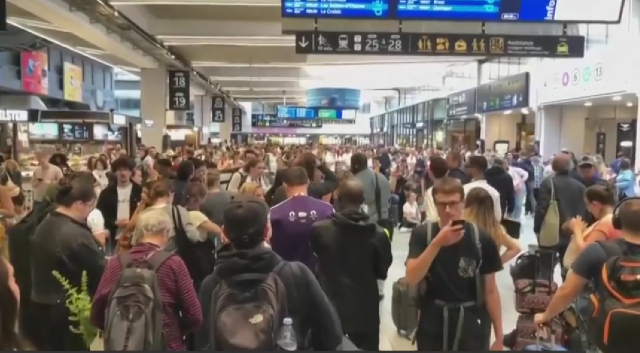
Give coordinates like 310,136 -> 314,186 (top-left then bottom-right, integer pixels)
219,103 -> 232,143
140,67 -> 167,150
193,95 -> 212,144
635,94 -> 640,171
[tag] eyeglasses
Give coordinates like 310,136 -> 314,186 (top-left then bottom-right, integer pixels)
435,201 -> 462,209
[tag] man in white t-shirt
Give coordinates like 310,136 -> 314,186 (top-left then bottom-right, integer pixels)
32,151 -> 63,206
464,156 -> 503,221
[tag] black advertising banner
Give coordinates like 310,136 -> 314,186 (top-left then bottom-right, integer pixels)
295,32 -> 585,58
596,132 -> 606,157
476,72 -> 530,113
167,70 -> 190,111
211,96 -> 225,123
232,108 -> 243,132
0,0 -> 6,32
446,88 -> 477,118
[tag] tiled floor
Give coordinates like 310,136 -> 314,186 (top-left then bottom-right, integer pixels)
379,216 -> 563,350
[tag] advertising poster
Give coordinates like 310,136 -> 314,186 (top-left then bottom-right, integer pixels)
21,51 -> 49,95
63,62 -> 83,102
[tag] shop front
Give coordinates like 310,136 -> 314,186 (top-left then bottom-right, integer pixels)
536,47 -> 639,162
480,72 -> 534,153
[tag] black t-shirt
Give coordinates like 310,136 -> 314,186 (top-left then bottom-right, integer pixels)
407,222 -> 503,305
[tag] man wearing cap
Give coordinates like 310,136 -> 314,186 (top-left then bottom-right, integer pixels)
576,155 -> 610,225
576,155 -> 608,188
195,195 -> 343,351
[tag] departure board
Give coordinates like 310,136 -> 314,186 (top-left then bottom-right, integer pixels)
282,0 -> 624,23
282,0 -> 390,18
397,0 -> 624,23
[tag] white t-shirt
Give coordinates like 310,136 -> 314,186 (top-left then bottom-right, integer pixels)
87,208 -> 106,234
116,183 -> 133,222
463,180 -> 503,221
403,201 -> 421,224
324,152 -> 336,171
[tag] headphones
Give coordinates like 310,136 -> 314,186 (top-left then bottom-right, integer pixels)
612,197 -> 640,230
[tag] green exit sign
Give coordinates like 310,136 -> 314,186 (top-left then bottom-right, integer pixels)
317,109 -> 338,119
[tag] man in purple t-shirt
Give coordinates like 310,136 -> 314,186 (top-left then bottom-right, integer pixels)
269,167 -> 333,272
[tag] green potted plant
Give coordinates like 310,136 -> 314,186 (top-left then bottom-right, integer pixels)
52,270 -> 99,348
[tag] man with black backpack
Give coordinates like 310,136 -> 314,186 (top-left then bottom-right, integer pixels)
195,195 -> 344,351
535,197 -> 640,353
90,209 -> 202,351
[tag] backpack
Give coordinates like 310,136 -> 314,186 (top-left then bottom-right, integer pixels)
588,240 -> 640,353
233,171 -> 249,190
539,177 -> 560,247
210,262 -> 289,350
103,251 -> 172,351
391,221 -> 483,341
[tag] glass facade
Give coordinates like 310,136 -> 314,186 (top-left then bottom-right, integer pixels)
370,97 -> 480,149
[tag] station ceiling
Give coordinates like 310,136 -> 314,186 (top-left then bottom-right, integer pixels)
6,0 -> 486,103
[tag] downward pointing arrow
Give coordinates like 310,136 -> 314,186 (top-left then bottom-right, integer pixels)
298,36 -> 309,48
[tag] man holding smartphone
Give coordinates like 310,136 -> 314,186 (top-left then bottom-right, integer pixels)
405,177 -> 504,351
32,151 -> 63,208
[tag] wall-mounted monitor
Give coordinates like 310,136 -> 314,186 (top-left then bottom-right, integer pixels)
93,123 -> 122,141
61,123 -> 90,140
28,123 -> 59,140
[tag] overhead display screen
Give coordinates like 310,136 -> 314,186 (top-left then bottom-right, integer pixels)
447,88 -> 477,118
296,31 -> 585,58
251,113 -> 322,128
282,0 -> 624,23
476,72 -> 530,113
282,0 -> 390,18
397,0 -> 624,23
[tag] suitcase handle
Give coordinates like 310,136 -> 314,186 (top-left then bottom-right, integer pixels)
533,249 -> 555,295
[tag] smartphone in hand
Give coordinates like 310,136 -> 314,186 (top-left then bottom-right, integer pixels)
451,219 -> 465,228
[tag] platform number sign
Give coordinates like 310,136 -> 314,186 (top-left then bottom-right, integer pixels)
232,108 -> 242,132
168,70 -> 190,111
211,96 -> 225,122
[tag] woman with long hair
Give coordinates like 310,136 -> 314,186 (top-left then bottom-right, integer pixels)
0,257 -> 31,350
463,188 -> 521,264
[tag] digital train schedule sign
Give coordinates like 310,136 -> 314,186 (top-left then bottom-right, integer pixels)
282,0 -> 625,23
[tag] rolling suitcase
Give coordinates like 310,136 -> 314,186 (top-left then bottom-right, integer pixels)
391,277 -> 420,340
515,249 -> 558,314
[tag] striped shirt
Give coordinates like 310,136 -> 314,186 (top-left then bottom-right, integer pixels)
90,242 -> 202,350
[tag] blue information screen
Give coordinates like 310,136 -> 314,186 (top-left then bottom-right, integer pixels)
396,0 -> 624,22
282,0 -> 624,23
277,106 -> 316,119
276,106 -> 346,119
282,0 -> 390,18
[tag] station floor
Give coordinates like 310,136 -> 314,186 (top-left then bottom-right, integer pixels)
379,215 -> 562,350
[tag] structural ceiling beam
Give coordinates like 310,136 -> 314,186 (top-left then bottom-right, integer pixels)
9,0 -> 158,68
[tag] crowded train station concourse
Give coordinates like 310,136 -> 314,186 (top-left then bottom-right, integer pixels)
0,0 -> 638,351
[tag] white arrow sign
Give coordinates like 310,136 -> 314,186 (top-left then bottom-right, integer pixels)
298,36 -> 309,48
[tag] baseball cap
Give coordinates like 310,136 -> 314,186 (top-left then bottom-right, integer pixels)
578,155 -> 596,167
222,195 -> 269,249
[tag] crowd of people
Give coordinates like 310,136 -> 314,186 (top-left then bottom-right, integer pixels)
0,142 -> 637,352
